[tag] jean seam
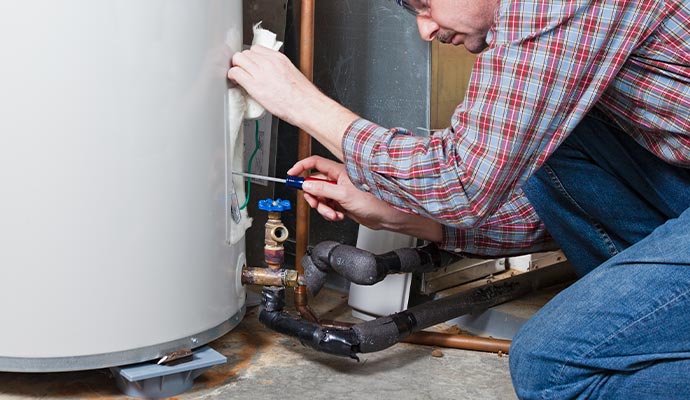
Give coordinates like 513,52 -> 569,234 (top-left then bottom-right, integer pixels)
542,163 -> 620,257
548,285 -> 690,394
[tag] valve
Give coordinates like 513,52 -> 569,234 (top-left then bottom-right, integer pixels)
259,198 -> 291,270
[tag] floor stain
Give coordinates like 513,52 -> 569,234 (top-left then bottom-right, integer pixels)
198,327 -> 266,388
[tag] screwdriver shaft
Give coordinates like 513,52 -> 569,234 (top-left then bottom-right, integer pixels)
232,171 -> 286,184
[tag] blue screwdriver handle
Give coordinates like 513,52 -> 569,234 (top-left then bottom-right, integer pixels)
285,176 -> 336,190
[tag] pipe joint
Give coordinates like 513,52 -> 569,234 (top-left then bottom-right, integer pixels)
301,241 -> 462,296
311,328 -> 361,360
262,286 -> 285,312
258,308 -> 361,361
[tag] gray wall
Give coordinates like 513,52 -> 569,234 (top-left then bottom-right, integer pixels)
314,1 -> 431,129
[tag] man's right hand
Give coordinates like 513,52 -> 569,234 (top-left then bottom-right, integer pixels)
288,156 -> 443,242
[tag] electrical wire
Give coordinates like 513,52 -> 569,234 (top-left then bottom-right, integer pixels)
239,120 -> 260,210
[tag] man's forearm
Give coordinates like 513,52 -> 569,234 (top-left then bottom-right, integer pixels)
291,91 -> 359,161
375,208 -> 443,243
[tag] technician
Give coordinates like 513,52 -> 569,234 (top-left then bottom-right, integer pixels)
228,1 -> 690,398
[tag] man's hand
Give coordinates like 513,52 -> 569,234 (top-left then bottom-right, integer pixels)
288,156 -> 387,227
288,156 -> 443,242
227,46 -> 359,160
228,45 -> 316,126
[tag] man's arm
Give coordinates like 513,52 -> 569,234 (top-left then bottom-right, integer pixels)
290,156 -> 553,257
337,3 -> 663,228
229,3 -> 661,230
287,156 -> 443,242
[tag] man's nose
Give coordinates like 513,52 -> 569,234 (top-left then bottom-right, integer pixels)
416,16 -> 439,41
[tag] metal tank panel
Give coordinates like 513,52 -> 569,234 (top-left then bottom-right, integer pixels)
0,0 -> 246,371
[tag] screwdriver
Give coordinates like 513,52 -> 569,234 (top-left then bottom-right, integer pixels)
232,171 -> 336,190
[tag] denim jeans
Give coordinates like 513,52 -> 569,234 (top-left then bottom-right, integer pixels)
511,115 -> 690,399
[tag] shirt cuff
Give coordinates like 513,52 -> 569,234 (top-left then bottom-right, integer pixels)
441,225 -> 466,254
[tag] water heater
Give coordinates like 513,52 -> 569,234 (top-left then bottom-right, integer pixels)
0,0 -> 246,372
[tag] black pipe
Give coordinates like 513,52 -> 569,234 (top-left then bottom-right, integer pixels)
351,279 -> 526,353
301,241 -> 461,296
259,287 -> 361,360
259,268 -> 548,359
258,281 -> 520,358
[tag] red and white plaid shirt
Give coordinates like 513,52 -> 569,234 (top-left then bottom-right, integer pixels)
342,0 -> 690,255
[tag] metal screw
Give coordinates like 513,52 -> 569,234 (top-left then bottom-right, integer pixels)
191,337 -> 199,344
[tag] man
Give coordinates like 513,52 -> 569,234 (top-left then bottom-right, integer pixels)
228,0 -> 690,398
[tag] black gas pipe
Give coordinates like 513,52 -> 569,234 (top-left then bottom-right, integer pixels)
243,242 -> 544,360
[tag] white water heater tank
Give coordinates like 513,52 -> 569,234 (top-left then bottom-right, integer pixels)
0,0 -> 246,372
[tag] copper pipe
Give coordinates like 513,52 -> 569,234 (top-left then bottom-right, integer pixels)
298,0 -> 315,82
295,0 -> 315,275
241,267 -> 302,288
294,0 -> 316,321
402,331 -> 511,354
295,290 -> 320,323
320,319 -> 354,330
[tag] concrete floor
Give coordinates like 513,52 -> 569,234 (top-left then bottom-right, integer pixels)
0,289 -> 519,400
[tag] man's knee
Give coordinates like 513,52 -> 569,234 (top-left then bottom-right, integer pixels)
509,324 -> 553,398
509,313 -> 588,399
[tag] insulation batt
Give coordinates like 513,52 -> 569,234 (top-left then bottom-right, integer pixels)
244,22 -> 284,120
226,22 -> 283,244
227,87 -> 253,244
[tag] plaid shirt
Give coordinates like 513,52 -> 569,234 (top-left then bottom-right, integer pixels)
342,0 -> 690,256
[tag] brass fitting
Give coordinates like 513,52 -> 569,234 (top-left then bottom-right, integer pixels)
264,211 -> 289,270
241,267 -> 302,288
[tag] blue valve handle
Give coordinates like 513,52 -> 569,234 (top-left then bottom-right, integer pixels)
258,198 -> 292,212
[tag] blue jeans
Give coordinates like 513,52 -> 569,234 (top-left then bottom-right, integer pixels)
512,115 -> 690,399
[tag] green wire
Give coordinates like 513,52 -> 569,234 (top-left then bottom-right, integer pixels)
239,120 -> 260,210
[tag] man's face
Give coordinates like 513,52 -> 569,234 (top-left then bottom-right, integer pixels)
414,0 -> 499,53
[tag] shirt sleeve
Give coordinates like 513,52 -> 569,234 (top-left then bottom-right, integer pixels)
342,0 -> 663,230
441,188 -> 555,257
